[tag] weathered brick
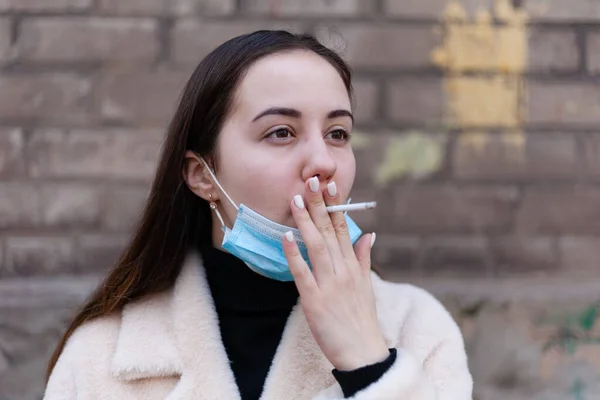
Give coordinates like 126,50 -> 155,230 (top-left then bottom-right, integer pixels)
27,129 -> 163,180
528,81 -> 600,126
0,18 -> 12,64
4,236 -> 75,276
242,0 -> 374,16
17,18 -> 158,63
559,236 -> 600,274
351,132 -> 403,188
421,236 -> 492,277
315,24 -> 438,69
103,185 -> 149,230
454,133 -> 577,180
172,21 -> 305,65
581,134 -> 600,178
0,306 -> 77,400
77,233 -> 128,272
0,0 -> 91,11
389,185 -> 518,234
352,131 -> 447,190
0,277 -> 97,308
40,184 -> 101,227
352,79 -> 379,124
341,187 -> 377,231
371,235 -> 420,275
529,28 -> 579,71
96,69 -> 188,126
387,78 -> 444,124
97,0 -> 166,15
525,0 -> 600,21
0,128 -> 26,178
491,236 -> 558,275
587,32 -> 600,73
0,183 -> 40,229
517,188 -> 600,234
384,0 -> 491,18
0,74 -> 91,123
97,0 -> 236,16
172,0 -> 236,15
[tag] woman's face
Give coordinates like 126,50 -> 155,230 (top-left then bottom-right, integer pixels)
209,50 -> 356,235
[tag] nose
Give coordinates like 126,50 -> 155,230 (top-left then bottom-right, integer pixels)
301,136 -> 337,183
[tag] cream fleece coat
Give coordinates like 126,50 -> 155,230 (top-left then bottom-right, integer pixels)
44,253 -> 473,400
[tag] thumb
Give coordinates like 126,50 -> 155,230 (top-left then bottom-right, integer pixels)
354,232 -> 375,271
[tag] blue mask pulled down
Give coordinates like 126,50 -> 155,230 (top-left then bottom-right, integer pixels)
201,158 -> 363,282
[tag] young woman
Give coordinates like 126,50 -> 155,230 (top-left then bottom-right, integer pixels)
44,30 -> 473,400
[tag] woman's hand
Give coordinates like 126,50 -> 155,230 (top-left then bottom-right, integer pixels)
282,177 -> 389,371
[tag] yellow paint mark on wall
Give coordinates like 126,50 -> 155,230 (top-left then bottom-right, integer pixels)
496,0 -> 528,22
457,131 -> 526,163
432,0 -> 528,152
458,131 -> 488,152
375,132 -> 446,187
432,0 -> 528,73
359,0 -> 530,186
447,75 -> 525,127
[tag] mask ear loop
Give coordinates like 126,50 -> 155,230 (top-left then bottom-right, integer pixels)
199,157 -> 239,231
199,157 -> 238,211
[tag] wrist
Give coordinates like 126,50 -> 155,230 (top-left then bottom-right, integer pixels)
334,341 -> 390,371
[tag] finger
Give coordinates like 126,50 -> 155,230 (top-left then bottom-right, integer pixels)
282,231 -> 320,295
354,233 -> 375,273
322,180 -> 356,260
304,177 -> 345,266
291,194 -> 335,281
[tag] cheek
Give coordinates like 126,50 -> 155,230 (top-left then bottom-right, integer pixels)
336,153 -> 356,198
222,163 -> 296,217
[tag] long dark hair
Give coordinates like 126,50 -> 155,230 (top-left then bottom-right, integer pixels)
47,30 -> 353,377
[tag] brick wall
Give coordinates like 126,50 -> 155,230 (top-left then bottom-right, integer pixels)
2,1 -> 600,399
1,0 -> 599,280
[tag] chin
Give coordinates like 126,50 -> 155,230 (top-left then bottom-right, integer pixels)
280,218 -> 297,229
261,211 -> 296,228
280,215 -> 297,229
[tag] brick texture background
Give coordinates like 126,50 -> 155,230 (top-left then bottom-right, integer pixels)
2,1 -> 600,399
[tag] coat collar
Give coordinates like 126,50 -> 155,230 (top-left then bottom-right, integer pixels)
109,252 -> 336,399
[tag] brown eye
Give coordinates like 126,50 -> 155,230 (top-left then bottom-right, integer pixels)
325,129 -> 350,141
267,128 -> 293,139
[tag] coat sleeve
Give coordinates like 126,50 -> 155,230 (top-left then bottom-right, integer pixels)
313,283 -> 473,400
43,346 -> 77,400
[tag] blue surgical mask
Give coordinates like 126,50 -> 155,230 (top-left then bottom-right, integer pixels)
200,158 -> 363,281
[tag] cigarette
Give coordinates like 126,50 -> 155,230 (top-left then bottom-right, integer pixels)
326,202 -> 377,213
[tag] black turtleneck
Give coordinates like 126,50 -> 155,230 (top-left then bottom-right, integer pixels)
200,245 -> 396,399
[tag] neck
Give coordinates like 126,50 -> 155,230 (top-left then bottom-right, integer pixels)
200,244 -> 299,312
211,217 -> 226,249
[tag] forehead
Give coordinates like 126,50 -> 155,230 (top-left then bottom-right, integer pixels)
232,50 -> 351,114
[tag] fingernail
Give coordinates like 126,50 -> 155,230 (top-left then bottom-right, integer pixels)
327,181 -> 337,197
308,176 -> 319,193
370,232 -> 376,248
285,231 -> 294,243
294,195 -> 305,209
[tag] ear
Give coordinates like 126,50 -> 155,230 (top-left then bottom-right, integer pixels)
183,150 -> 217,201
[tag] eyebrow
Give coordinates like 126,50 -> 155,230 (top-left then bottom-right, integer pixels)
252,107 -> 354,124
